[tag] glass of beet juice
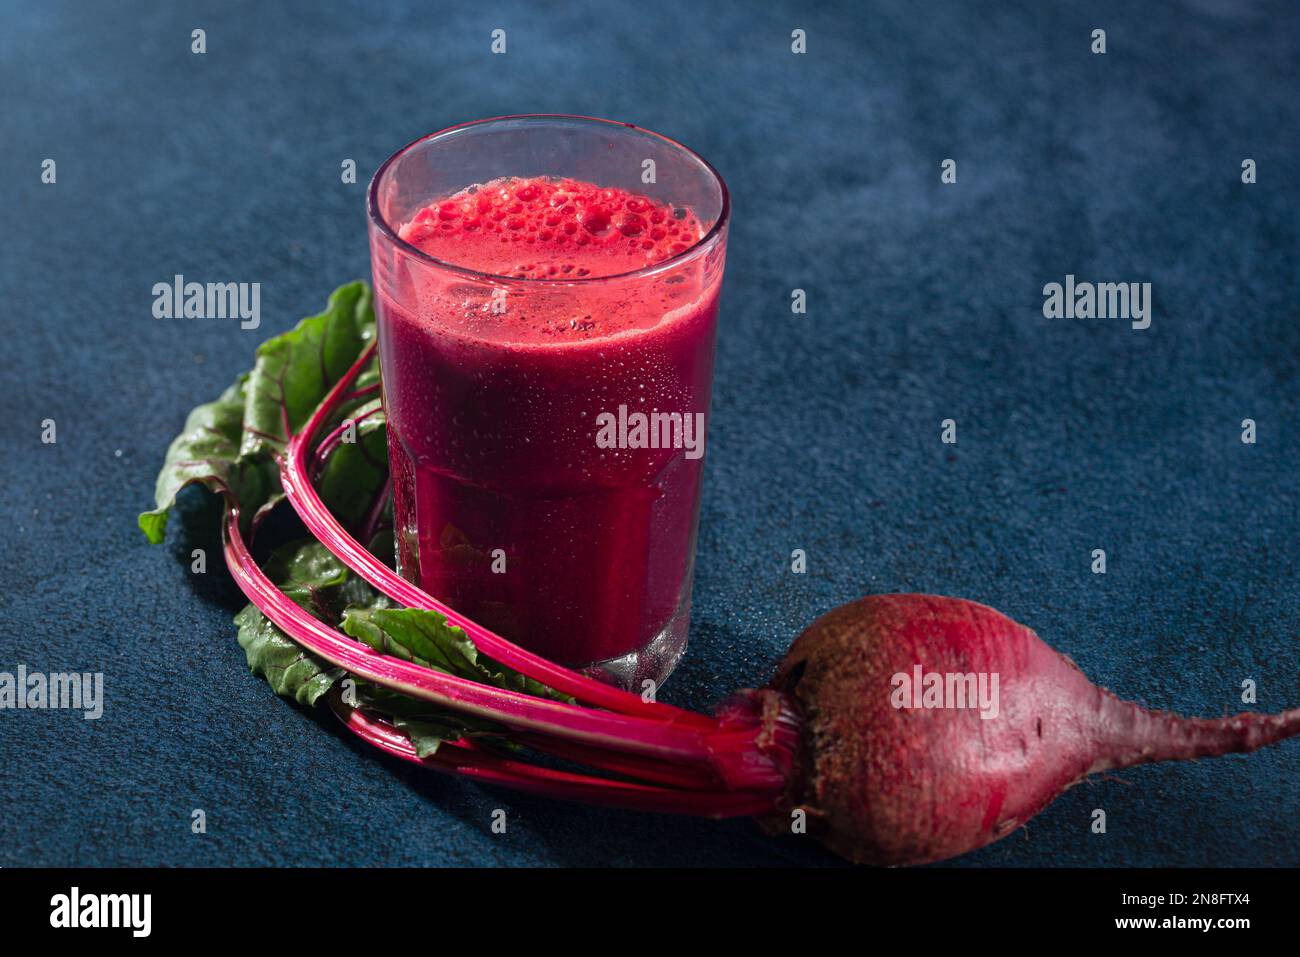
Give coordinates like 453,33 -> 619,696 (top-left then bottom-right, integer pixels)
366,116 -> 729,689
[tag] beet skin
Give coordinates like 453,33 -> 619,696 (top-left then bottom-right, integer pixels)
763,594 -> 1300,865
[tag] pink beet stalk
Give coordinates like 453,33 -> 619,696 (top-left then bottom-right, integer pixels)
330,694 -> 777,817
221,504 -> 738,765
312,407 -> 383,474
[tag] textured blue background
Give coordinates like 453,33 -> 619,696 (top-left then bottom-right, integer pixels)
1,0 -> 1297,867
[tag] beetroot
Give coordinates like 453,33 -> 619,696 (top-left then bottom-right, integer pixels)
763,594 -> 1300,865
154,318 -> 1299,866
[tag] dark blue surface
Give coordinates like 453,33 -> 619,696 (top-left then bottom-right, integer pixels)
2,0 -> 1297,867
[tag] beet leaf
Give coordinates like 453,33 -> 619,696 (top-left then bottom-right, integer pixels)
239,281 -> 376,460
139,374 -> 278,544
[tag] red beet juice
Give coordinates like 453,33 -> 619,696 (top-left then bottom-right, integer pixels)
372,173 -> 725,683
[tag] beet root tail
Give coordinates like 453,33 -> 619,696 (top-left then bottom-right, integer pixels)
1089,694 -> 1300,774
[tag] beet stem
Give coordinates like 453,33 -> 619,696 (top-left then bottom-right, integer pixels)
330,692 -> 778,817
357,476 -> 391,544
222,505 -> 723,763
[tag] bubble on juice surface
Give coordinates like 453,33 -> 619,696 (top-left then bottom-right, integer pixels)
396,176 -> 717,345
398,176 -> 705,280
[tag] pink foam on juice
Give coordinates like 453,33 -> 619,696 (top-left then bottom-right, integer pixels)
376,176 -> 722,668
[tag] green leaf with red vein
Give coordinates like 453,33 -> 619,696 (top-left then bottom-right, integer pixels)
138,374 -> 278,544
239,281 -> 376,461
139,281 -> 378,544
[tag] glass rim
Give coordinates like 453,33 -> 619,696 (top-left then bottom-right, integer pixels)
366,114 -> 730,285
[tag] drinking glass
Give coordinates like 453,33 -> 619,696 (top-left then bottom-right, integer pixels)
367,115 -> 729,689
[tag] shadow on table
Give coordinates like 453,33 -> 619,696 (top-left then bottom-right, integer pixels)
314,707 -> 847,867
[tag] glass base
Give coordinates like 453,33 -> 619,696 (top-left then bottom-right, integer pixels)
577,609 -> 689,694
